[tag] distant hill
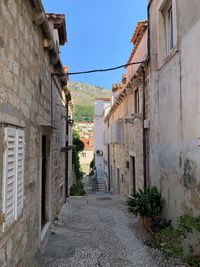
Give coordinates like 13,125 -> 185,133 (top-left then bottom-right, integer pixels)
68,81 -> 111,122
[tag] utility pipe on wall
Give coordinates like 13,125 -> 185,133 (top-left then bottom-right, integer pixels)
142,66 -> 147,188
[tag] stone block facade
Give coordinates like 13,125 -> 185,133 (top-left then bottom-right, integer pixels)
104,22 -> 148,196
105,86 -> 144,195
0,0 -> 73,265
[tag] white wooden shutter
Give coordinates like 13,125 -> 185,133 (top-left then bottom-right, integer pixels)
15,129 -> 24,218
3,127 -> 16,226
111,123 -> 118,144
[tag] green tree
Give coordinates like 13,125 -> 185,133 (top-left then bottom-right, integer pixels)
70,129 -> 86,196
89,157 -> 95,176
73,105 -> 94,122
72,129 -> 84,180
73,130 -> 84,152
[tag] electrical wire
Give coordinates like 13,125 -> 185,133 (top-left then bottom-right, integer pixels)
52,59 -> 148,77
68,60 -> 147,75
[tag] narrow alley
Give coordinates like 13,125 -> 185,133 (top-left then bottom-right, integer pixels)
1,0 -> 200,265
42,194 -> 177,267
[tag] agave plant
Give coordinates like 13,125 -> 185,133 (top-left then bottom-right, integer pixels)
126,186 -> 164,219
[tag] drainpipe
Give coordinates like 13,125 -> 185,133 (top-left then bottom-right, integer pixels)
142,66 -> 147,189
107,121 -> 111,191
50,75 -> 53,126
108,145 -> 111,191
141,0 -> 152,189
147,1 -> 151,62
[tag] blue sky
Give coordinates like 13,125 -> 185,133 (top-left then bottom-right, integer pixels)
42,0 -> 147,89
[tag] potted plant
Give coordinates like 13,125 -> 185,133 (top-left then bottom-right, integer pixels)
126,186 -> 165,231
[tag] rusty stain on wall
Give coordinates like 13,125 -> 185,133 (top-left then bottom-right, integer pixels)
190,179 -> 200,210
160,171 -> 169,213
0,36 -> 4,48
181,159 -> 200,211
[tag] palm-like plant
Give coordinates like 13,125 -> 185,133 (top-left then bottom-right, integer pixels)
126,186 -> 164,219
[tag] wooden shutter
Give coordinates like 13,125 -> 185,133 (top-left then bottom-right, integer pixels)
3,127 -> 16,226
15,129 -> 24,218
2,127 -> 25,230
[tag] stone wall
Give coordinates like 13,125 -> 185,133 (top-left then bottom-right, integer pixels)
107,83 -> 144,195
0,0 -> 67,265
104,26 -> 148,196
68,123 -> 74,191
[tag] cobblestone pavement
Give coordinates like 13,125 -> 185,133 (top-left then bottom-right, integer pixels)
42,193 -> 177,267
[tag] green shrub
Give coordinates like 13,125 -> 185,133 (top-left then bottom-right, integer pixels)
126,186 -> 164,219
154,214 -> 200,266
72,129 -> 84,181
89,157 -> 95,176
73,105 -> 94,123
151,218 -> 172,233
70,182 -> 86,196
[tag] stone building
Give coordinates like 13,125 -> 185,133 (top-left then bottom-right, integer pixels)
104,21 -> 149,195
79,138 -> 94,175
74,122 -> 94,139
0,0 -> 73,265
148,0 -> 200,225
94,98 -> 111,190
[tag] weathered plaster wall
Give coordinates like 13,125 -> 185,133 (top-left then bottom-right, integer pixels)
126,30 -> 148,81
94,100 -> 111,179
149,0 -> 200,226
79,149 -> 94,174
176,0 -> 200,40
179,15 -> 200,217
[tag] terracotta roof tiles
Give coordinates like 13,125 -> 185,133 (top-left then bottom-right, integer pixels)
127,21 -> 148,65
80,138 -> 94,149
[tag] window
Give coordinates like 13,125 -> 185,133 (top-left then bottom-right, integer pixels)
166,2 -> 173,53
110,122 -> 124,145
2,127 -> 24,230
157,0 -> 177,65
134,88 -> 139,114
81,152 -> 86,158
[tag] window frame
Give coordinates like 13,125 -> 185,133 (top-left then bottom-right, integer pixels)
165,1 -> 174,53
157,0 -> 177,67
2,126 -> 25,231
81,152 -> 86,158
134,88 -> 140,114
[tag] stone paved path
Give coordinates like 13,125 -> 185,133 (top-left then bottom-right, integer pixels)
42,193 -> 174,267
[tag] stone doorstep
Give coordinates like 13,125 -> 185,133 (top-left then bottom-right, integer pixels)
41,222 -> 50,243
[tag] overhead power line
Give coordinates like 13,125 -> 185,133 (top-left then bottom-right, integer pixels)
68,60 -> 147,76
52,59 -> 148,77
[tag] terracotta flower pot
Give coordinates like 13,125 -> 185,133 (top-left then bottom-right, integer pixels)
141,216 -> 152,231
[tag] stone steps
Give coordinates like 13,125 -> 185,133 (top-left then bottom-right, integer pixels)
96,178 -> 106,192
